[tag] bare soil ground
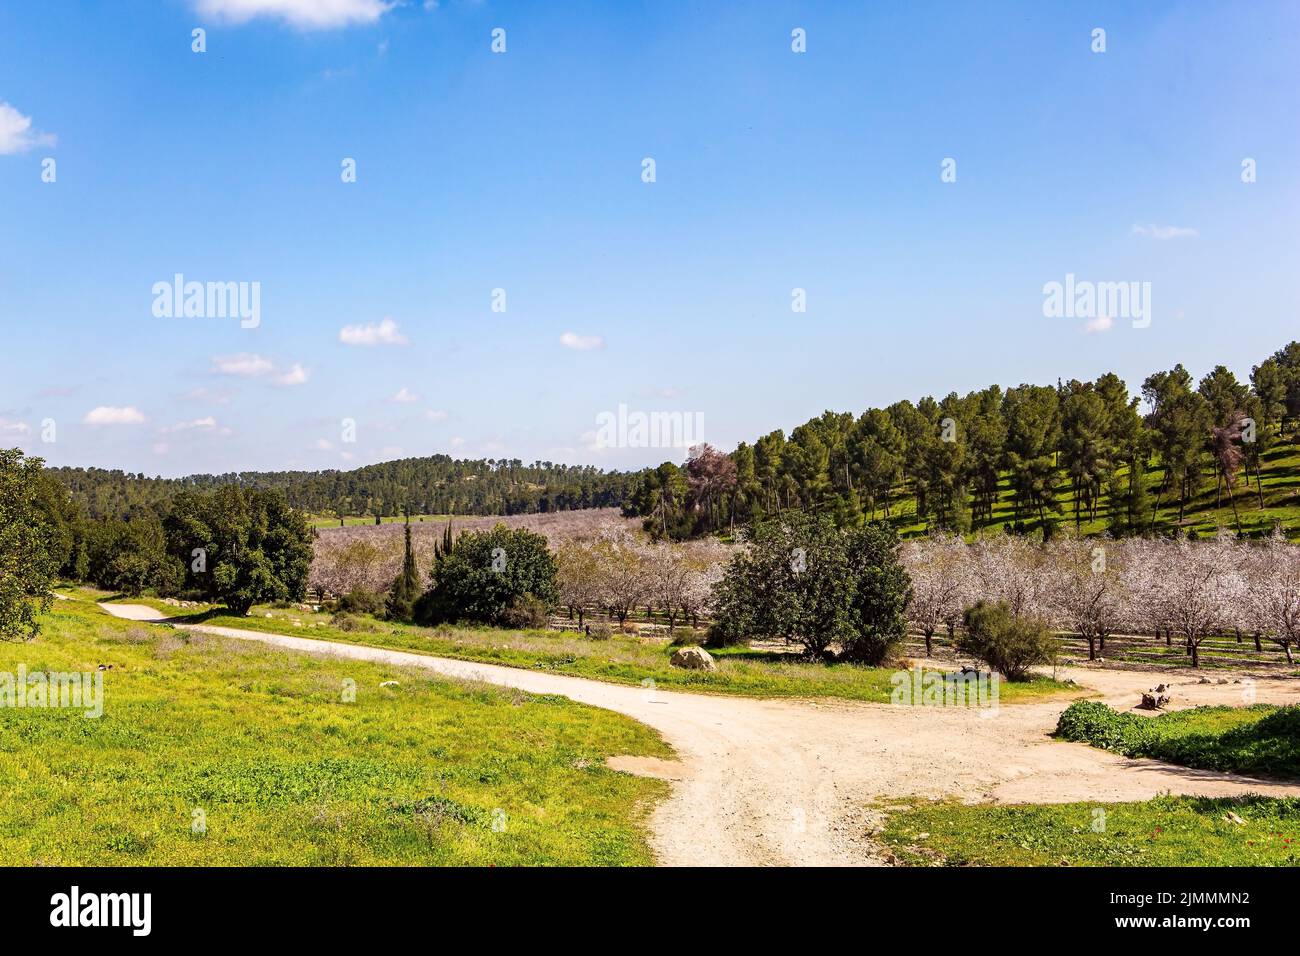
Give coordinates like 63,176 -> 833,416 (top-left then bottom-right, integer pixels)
99,601 -> 1300,867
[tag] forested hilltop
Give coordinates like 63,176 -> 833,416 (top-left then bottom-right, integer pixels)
49,456 -> 639,521
623,341 -> 1300,540
43,341 -> 1300,541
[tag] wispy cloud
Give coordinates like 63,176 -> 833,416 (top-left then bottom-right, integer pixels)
0,102 -> 55,155
83,406 -> 145,425
339,317 -> 409,347
425,409 -> 448,422
0,416 -> 30,436
1132,223 -> 1199,240
1083,315 -> 1115,334
36,385 -> 77,398
560,331 -> 605,351
389,386 -> 420,404
212,353 -> 274,377
159,416 -> 228,435
193,0 -> 394,30
211,353 -> 309,386
179,386 -> 232,405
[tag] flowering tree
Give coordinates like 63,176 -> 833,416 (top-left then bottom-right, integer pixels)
592,525 -> 650,626
555,539 -> 603,628
901,533 -> 969,655
1147,534 -> 1241,668
1245,531 -> 1300,663
1045,535 -> 1127,660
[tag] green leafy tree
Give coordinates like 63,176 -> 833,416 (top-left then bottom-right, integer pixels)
0,449 -> 57,641
165,487 -> 314,615
415,525 -> 558,626
712,514 -> 911,664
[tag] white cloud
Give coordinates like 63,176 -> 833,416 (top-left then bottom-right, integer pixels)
390,387 -> 420,404
83,406 -> 145,425
212,353 -> 275,377
0,102 -> 56,155
560,331 -> 605,351
160,416 -> 218,434
194,0 -> 394,30
339,317 -> 409,346
315,438 -> 334,451
1132,223 -> 1198,240
0,417 -> 30,436
275,363 -> 310,386
1084,315 -> 1115,334
210,353 -> 308,385
425,409 -> 448,422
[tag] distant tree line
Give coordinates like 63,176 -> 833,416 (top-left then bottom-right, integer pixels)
48,455 -> 640,522
624,341 -> 1300,538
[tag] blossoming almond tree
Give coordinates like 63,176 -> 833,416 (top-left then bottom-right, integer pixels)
1044,535 -> 1127,661
901,533 -> 969,656
1245,531 -> 1300,664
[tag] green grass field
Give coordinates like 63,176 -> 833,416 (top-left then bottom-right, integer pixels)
1056,700 -> 1300,779
0,597 -> 672,865
105,597 -> 1076,705
879,794 -> 1300,866
887,439 -> 1300,540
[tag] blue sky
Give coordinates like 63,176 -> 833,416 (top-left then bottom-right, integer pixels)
1,0 -> 1297,477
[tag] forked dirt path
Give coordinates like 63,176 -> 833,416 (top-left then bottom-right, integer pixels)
99,602 -> 1300,867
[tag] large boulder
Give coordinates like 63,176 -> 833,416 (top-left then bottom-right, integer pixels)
670,646 -> 717,672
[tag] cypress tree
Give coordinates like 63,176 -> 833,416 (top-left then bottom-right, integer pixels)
387,521 -> 420,621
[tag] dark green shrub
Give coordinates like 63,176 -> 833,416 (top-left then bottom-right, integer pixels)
498,593 -> 548,629
415,525 -> 558,626
1056,701 -> 1300,779
331,612 -> 368,633
1055,700 -> 1151,754
339,588 -> 386,616
957,600 -> 1059,681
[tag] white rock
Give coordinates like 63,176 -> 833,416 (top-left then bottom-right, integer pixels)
670,646 -> 716,671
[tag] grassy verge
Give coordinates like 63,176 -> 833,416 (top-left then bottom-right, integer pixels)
0,598 -> 671,865
878,794 -> 1300,866
113,601 -> 1076,704
1056,700 -> 1300,779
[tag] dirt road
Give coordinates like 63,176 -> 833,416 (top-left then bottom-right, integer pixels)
99,602 -> 1300,867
